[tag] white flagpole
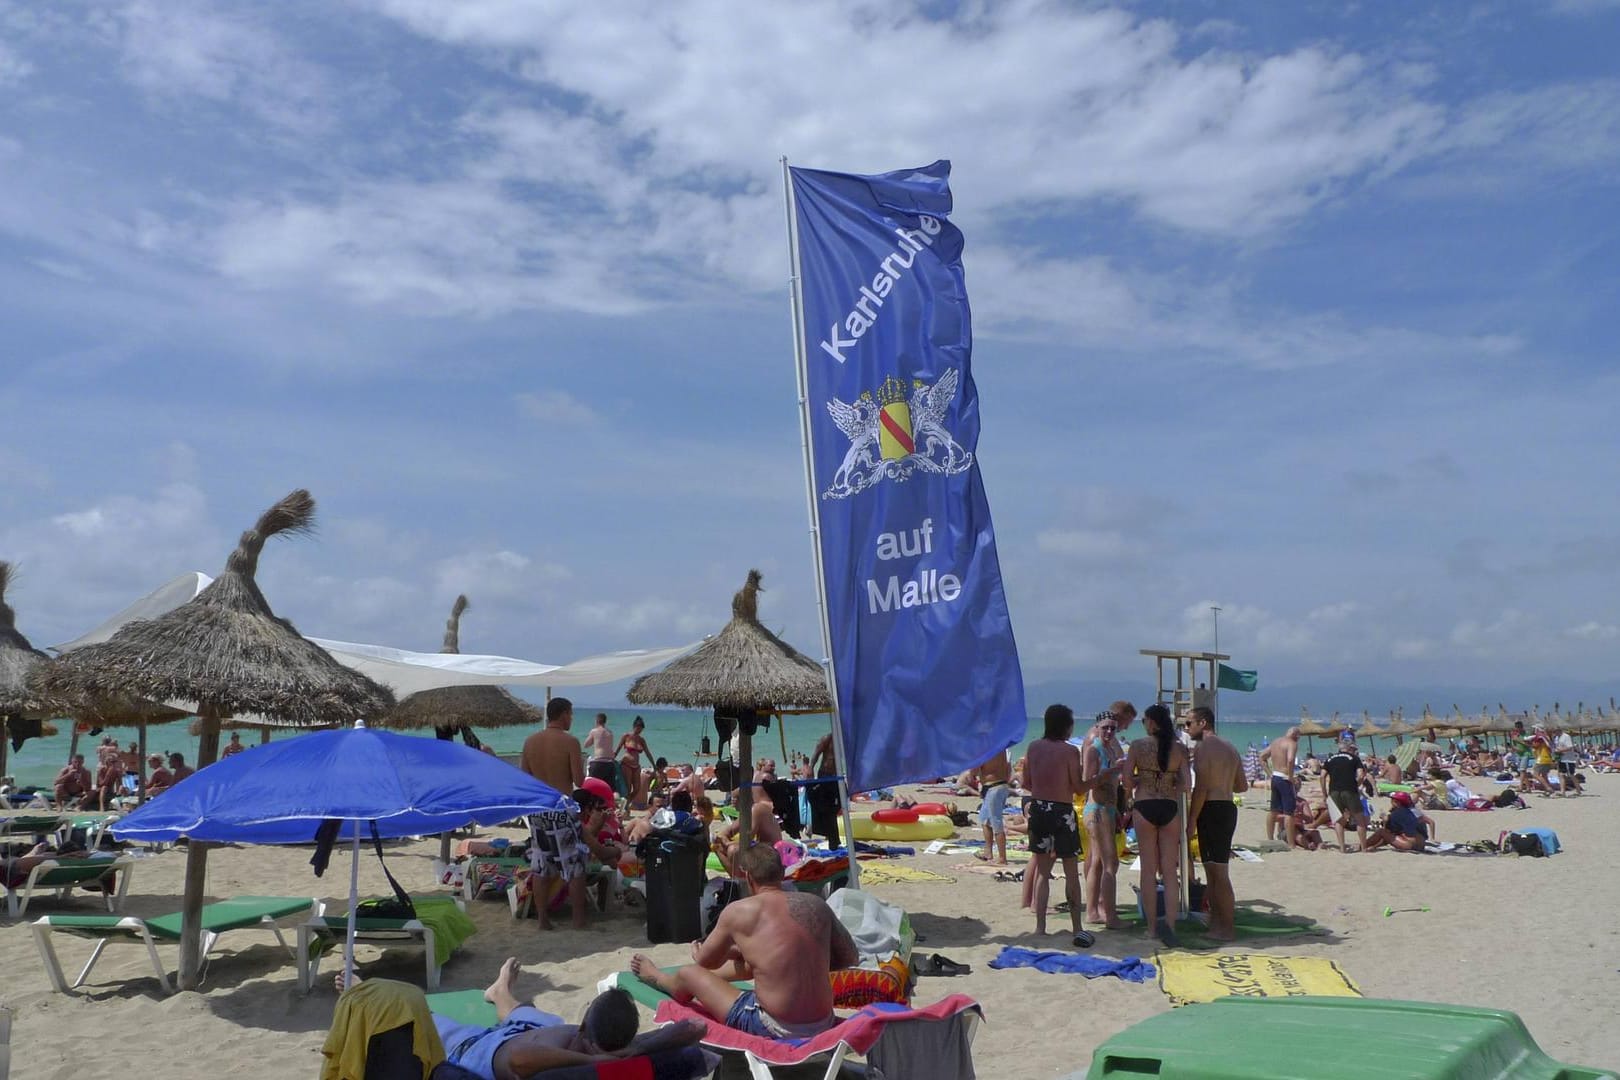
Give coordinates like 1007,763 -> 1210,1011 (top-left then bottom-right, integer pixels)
781,157 -> 861,888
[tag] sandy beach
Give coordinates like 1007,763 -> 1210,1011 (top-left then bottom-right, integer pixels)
4,772 -> 1616,1078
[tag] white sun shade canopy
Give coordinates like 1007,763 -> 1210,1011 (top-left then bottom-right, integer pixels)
54,571 -> 699,695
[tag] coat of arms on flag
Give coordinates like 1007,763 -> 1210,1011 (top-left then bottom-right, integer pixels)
822,369 -> 973,499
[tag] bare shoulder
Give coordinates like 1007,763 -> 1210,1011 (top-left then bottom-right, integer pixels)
782,890 -> 833,930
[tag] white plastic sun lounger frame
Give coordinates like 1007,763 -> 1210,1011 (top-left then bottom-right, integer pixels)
31,897 -> 322,994
295,896 -> 467,993
4,855 -> 134,918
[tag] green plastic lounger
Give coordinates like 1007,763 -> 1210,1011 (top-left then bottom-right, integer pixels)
1083,996 -> 1616,1079
298,896 -> 473,992
5,855 -> 134,917
31,895 -> 321,994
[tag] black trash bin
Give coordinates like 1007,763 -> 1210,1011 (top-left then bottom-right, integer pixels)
638,828 -> 708,944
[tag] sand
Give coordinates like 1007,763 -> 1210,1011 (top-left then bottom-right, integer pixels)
4,772 -> 1617,1078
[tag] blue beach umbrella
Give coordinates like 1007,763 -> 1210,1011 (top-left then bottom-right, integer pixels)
114,721 -> 571,985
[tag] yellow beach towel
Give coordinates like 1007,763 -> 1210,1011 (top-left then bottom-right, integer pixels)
321,977 -> 445,1080
859,865 -> 956,885
1156,951 -> 1361,1007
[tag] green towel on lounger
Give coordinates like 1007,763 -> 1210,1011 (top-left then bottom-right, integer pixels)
413,898 -> 476,967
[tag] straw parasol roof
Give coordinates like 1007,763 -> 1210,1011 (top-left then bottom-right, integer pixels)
626,570 -> 830,711
31,490 -> 393,735
0,562 -> 49,719
381,595 -> 545,731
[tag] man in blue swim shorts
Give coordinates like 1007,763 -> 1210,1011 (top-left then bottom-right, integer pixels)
975,748 -> 1013,865
429,958 -> 706,1078
630,843 -> 858,1041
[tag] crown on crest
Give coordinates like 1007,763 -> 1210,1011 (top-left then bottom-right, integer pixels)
876,375 -> 909,406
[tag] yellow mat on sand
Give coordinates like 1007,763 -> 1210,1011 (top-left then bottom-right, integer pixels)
858,865 -> 956,885
1155,951 -> 1361,1006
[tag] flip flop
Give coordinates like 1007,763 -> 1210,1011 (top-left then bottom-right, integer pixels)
993,871 -> 1019,883
929,953 -> 972,976
1072,930 -> 1096,949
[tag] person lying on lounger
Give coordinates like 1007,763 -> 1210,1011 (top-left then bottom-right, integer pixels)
339,959 -> 704,1080
1,842 -> 118,890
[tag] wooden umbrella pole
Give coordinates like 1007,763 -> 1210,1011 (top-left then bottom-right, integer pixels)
178,706 -> 221,990
260,727 -> 271,746
0,716 -> 8,782
137,723 -> 148,806
738,725 -> 754,853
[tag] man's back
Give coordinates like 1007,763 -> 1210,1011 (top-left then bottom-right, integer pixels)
1026,738 -> 1081,802
522,728 -> 583,794
1267,734 -> 1298,776
718,889 -> 841,1023
979,750 -> 1010,785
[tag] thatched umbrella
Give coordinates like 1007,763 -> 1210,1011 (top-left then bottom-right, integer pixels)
1296,710 -> 1334,753
627,570 -> 831,854
30,490 -> 393,989
1352,711 -> 1387,755
382,595 -> 544,733
0,562 -> 51,782
381,595 -> 544,861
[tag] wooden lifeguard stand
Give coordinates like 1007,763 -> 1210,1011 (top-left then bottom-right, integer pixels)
1139,649 -> 1229,718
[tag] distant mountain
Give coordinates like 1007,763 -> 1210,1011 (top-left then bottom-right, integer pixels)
1023,675 -> 1617,721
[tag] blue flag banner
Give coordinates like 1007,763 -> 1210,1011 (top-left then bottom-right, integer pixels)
789,160 -> 1025,793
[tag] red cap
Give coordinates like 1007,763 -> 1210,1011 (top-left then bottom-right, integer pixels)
581,777 -> 616,806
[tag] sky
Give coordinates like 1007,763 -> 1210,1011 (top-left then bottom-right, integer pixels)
1,0 -> 1618,702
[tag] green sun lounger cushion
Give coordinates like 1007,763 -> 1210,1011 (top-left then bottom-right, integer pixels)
46,895 -> 314,939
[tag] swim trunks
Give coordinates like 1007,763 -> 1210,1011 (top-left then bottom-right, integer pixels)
1269,774 -> 1297,815
723,990 -> 836,1040
435,1004 -> 565,1080
1133,798 -> 1178,829
1196,800 -> 1237,864
527,809 -> 589,880
1328,789 -> 1361,817
1027,798 -> 1081,858
977,781 -> 1010,835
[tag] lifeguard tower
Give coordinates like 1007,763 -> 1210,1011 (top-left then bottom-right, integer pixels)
1139,649 -> 1229,718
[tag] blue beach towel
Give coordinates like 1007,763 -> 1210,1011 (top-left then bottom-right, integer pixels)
988,946 -> 1156,983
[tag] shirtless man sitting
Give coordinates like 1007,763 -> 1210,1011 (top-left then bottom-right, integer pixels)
712,790 -> 781,877
340,958 -> 705,1080
631,843 -> 857,1039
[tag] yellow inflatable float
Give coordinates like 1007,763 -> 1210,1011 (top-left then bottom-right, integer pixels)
849,812 -> 956,842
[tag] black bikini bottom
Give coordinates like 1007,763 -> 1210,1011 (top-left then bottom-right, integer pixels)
1134,798 -> 1179,829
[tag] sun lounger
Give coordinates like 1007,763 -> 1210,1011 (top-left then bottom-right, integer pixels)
652,993 -> 983,1080
5,855 -> 134,917
297,895 -> 473,992
31,894 -> 320,993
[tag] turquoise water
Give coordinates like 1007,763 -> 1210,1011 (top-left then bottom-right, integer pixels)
2,708 -> 1416,790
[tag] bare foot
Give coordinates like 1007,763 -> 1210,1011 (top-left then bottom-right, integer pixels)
630,954 -> 676,994
334,970 -> 362,992
484,957 -> 521,1004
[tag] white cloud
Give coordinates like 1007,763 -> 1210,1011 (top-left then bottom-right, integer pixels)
515,390 -> 600,427
110,0 -> 332,134
0,39 -> 32,85
1565,621 -> 1620,641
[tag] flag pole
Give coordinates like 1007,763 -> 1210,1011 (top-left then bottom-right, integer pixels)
781,157 -> 861,888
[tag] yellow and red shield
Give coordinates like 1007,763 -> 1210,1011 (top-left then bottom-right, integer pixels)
878,401 -> 914,461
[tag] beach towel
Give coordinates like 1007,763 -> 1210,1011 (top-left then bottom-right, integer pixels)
652,993 -> 981,1062
1156,951 -> 1361,1006
413,897 -> 477,967
857,865 -> 954,885
322,977 -> 445,1080
1115,907 -> 1325,949
988,946 -> 1155,983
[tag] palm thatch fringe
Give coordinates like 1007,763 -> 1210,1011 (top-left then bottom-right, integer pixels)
380,594 -> 545,731
30,490 -> 393,728
0,562 -> 50,718
627,570 -> 830,710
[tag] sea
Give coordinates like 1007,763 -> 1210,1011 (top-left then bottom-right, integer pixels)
1,707 -> 1409,791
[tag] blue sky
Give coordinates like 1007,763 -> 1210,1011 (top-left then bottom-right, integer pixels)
2,1 -> 1617,696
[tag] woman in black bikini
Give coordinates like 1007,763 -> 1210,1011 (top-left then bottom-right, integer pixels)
1124,703 -> 1190,946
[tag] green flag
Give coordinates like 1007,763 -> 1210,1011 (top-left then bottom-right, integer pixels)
1218,664 -> 1258,692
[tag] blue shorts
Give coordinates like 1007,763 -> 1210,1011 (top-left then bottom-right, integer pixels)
435,1005 -> 564,1080
1269,774 -> 1297,815
723,990 -> 835,1041
977,782 -> 1010,834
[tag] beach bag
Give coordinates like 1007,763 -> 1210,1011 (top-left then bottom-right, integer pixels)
700,877 -> 743,937
1503,832 -> 1545,858
1493,789 -> 1523,808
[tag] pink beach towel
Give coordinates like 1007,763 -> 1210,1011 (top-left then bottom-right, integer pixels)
652,993 -> 981,1063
